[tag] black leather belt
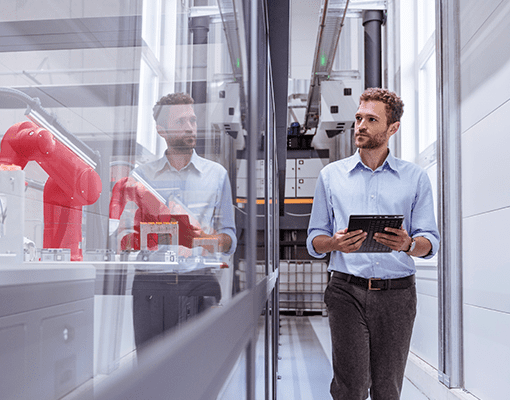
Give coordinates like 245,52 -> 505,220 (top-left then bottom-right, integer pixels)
332,271 -> 415,291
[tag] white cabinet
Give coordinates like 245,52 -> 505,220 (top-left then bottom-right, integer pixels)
286,158 -> 328,198
0,264 -> 95,400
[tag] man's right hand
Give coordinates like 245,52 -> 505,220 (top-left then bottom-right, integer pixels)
312,228 -> 367,254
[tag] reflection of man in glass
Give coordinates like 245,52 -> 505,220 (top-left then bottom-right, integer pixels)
131,92 -> 237,349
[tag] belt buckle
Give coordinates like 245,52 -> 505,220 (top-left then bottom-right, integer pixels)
368,278 -> 381,291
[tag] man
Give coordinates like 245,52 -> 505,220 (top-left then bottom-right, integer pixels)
131,92 -> 237,349
307,88 -> 439,399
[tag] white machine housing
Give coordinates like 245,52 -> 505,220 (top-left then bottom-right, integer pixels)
318,80 -> 361,137
210,82 -> 242,137
0,170 -> 95,400
0,169 -> 25,264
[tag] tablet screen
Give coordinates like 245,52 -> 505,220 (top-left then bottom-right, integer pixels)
347,215 -> 404,253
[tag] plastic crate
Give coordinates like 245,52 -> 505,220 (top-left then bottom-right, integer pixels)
279,260 -> 328,315
236,260 -> 266,291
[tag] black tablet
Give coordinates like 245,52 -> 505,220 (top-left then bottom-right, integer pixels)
347,215 -> 404,253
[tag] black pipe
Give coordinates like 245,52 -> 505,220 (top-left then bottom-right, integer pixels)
190,15 -> 209,104
362,10 -> 384,89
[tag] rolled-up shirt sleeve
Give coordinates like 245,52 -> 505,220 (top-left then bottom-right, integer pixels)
306,170 -> 333,259
409,171 -> 440,259
216,172 -> 237,256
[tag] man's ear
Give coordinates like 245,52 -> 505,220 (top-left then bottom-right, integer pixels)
388,121 -> 400,137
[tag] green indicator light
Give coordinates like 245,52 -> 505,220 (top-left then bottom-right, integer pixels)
320,55 -> 327,66
237,58 -> 240,68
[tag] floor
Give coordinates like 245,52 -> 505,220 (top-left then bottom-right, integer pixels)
276,314 -> 332,399
63,313 -> 429,400
277,314 -> 429,400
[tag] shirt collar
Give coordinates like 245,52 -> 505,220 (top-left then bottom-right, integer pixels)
348,149 -> 399,174
189,150 -> 206,173
383,150 -> 399,173
155,149 -> 203,174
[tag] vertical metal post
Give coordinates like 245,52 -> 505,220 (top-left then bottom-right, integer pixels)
265,54 -> 275,400
264,16 -> 271,400
436,0 -> 463,389
272,93 -> 280,400
265,0 -> 288,393
273,280 -> 279,400
246,0 -> 260,398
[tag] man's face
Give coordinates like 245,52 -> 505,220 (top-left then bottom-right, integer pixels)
157,104 -> 197,152
354,100 -> 398,150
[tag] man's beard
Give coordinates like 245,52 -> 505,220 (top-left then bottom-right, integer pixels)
168,134 -> 196,153
355,131 -> 387,149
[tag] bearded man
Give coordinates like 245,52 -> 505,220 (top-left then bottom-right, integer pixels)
307,88 -> 440,400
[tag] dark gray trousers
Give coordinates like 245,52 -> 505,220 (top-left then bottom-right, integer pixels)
324,273 -> 417,400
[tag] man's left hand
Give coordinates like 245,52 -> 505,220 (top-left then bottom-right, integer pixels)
373,227 -> 411,252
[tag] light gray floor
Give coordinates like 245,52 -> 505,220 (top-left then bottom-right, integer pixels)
277,315 -> 430,400
277,315 -> 333,400
64,314 -> 429,400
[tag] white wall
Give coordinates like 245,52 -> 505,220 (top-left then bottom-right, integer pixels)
396,1 -> 510,398
460,1 -> 510,399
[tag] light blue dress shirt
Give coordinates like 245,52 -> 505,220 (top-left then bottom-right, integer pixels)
307,150 -> 440,279
133,150 -> 237,256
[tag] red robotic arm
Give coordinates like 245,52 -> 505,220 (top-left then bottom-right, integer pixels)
109,176 -> 201,251
0,121 -> 102,261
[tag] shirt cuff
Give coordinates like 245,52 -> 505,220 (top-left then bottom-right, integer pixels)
414,233 -> 439,259
220,230 -> 237,256
306,231 -> 329,259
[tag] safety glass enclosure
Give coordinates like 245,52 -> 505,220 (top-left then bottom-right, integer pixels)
0,1 -> 278,399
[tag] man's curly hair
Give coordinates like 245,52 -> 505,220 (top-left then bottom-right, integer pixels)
153,93 -> 194,126
359,88 -> 404,125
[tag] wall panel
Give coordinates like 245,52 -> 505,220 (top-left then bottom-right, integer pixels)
460,1 -> 510,132
460,0 -> 510,397
459,0 -> 505,49
411,290 -> 439,368
463,208 -> 510,314
464,305 -> 510,400
461,99 -> 510,218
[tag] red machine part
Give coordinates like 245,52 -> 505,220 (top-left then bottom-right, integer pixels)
0,121 -> 102,261
109,176 -> 201,251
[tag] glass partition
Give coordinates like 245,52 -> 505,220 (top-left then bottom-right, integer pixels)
0,0 -> 274,398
